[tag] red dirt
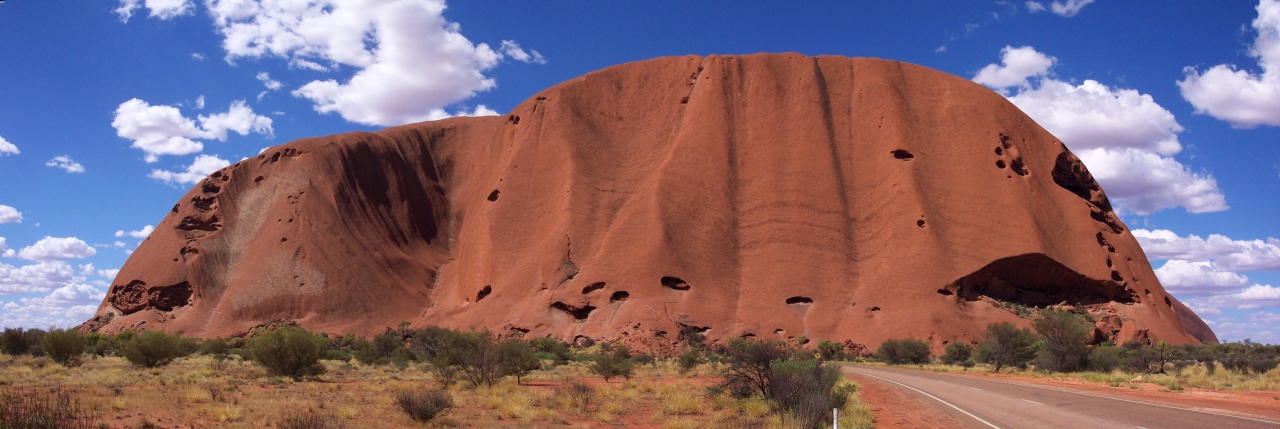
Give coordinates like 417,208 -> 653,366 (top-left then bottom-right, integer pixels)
845,372 -> 966,429
81,53 -> 1213,350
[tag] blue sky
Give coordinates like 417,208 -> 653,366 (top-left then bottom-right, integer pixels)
0,0 -> 1277,342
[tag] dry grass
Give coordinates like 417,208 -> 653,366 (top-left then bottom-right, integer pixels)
904,360 -> 1280,392
0,353 -> 872,428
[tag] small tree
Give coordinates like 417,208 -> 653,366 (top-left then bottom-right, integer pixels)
721,339 -> 790,398
41,329 -> 86,367
453,330 -> 504,388
677,347 -> 702,373
590,345 -> 635,382
768,359 -> 854,429
1,328 -> 34,355
816,340 -> 845,361
875,338 -> 931,365
497,339 -> 541,384
246,327 -> 328,380
353,331 -> 403,365
121,330 -> 197,368
976,322 -> 1039,372
1033,310 -> 1092,372
941,342 -> 974,365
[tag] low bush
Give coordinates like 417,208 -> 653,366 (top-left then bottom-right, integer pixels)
590,345 -> 636,382
396,389 -> 453,423
277,411 -> 349,429
352,331 -> 403,365
816,340 -> 844,361
941,342 -> 974,365
0,388 -> 99,429
246,327 -> 328,380
496,339 -> 540,384
1088,345 -> 1122,372
1033,310 -> 1092,372
197,338 -> 231,356
875,338 -> 931,365
121,330 -> 198,368
976,322 -> 1038,372
721,339 -> 790,398
769,358 -> 854,429
678,347 -> 702,372
41,329 -> 86,367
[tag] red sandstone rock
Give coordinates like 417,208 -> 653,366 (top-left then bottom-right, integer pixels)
80,54 -> 1217,349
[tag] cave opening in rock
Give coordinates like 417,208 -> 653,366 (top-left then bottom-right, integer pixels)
939,253 -> 1135,307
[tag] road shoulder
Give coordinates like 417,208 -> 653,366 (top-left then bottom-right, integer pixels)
844,370 -> 969,429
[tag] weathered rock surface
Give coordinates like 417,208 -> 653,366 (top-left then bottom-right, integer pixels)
81,54 -> 1217,349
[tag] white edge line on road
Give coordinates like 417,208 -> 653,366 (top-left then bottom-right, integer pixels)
849,369 -> 1001,429
1022,399 -> 1043,405
912,369 -> 1280,426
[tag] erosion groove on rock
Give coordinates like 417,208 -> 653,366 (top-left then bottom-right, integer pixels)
81,54 -> 1215,351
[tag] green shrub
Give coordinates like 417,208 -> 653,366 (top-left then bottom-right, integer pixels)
353,331 -> 403,365
396,389 -> 453,423
121,330 -> 197,368
530,336 -> 571,366
41,329 -> 86,367
678,347 -> 702,372
769,359 -> 854,429
816,340 -> 845,361
246,327 -> 328,380
1033,310 -> 1092,372
875,338 -> 931,365
322,349 -> 351,362
941,342 -> 974,365
1,328 -> 36,356
197,338 -> 231,356
976,322 -> 1039,372
1088,345 -> 1122,372
721,339 -> 790,398
497,339 -> 540,384
0,387 -> 99,428
590,345 -> 635,382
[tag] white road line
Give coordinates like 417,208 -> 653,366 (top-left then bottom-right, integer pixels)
971,386 -> 983,391
899,369 -> 1280,426
849,369 -> 1001,429
1022,399 -> 1043,405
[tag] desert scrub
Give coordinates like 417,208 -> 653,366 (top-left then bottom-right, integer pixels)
246,327 -> 328,380
396,389 -> 453,422
0,387 -> 101,428
122,330 -> 198,368
41,329 -> 86,367
277,410 -> 346,429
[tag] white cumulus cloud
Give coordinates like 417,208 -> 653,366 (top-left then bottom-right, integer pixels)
1154,260 -> 1251,296
45,156 -> 85,173
0,261 -> 76,294
17,237 -> 97,262
0,237 -> 13,258
972,46 -> 1055,91
115,225 -> 155,239
112,98 -> 272,163
1026,0 -> 1095,16
973,46 -> 1227,215
1133,229 -> 1280,271
116,0 -> 195,22
0,135 -> 17,155
257,72 -> 283,90
0,205 -> 20,224
149,154 -> 231,186
1179,0 -> 1280,128
206,0 -> 536,126
499,40 -> 546,64
0,283 -> 105,329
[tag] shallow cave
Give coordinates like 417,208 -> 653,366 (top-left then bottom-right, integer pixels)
551,302 -> 596,321
891,149 -> 915,160
661,276 -> 691,290
610,291 -> 630,302
582,282 -> 606,294
785,296 -> 814,305
938,253 -> 1135,307
476,285 -> 492,302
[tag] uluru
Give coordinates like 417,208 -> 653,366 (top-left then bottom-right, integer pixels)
79,53 -> 1216,350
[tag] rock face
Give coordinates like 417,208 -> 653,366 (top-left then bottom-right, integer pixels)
81,54 -> 1217,349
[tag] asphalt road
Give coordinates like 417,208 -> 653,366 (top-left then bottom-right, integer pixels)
844,365 -> 1280,429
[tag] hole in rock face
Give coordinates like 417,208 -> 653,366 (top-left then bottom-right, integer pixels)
938,253 -> 1136,307
1011,158 -> 1029,176
996,160 -> 1006,169
487,190 -> 500,202
661,276 -> 691,290
202,182 -> 220,194
786,296 -> 814,305
280,237 -> 287,243
1111,271 -> 1124,282
551,302 -> 595,321
1106,259 -> 1113,267
582,282 -> 606,294
892,149 -> 915,160
774,329 -> 785,334
254,176 -> 264,183
610,291 -> 629,302
1164,296 -> 1173,308
680,96 -> 689,104
995,147 -> 1004,155
477,285 -> 492,302
869,307 -> 881,313
917,220 -> 926,228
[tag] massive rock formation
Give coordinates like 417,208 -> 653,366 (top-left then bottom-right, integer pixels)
81,54 -> 1216,350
